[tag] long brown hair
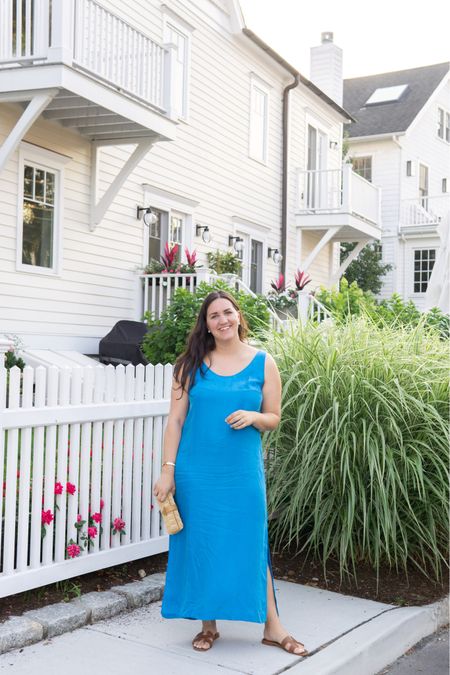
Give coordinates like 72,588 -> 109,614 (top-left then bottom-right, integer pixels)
173,290 -> 249,393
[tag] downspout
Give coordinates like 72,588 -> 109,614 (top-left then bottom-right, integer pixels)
281,73 -> 300,277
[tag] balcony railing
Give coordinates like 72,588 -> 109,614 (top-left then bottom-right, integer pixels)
0,0 -> 172,112
399,195 -> 450,230
297,164 -> 381,226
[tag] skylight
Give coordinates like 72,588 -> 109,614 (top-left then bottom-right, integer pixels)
365,84 -> 408,105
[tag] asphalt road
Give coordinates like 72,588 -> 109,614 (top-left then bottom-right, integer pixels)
377,627 -> 449,674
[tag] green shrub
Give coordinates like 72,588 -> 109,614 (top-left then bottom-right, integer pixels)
263,316 -> 449,581
141,280 -> 270,364
316,279 -> 449,339
206,250 -> 242,275
4,349 -> 25,370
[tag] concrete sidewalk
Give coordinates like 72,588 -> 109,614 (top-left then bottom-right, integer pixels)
0,578 -> 447,675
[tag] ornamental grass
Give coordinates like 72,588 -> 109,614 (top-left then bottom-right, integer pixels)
263,316 -> 449,582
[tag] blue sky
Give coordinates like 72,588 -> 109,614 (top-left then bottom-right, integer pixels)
239,0 -> 450,78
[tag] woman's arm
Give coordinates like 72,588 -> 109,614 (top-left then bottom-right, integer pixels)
225,354 -> 282,432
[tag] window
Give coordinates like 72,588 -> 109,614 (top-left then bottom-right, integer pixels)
163,14 -> 191,119
365,84 -> 408,106
249,76 -> 269,163
352,156 -> 372,182
437,107 -> 450,143
17,144 -> 69,275
413,249 -> 436,293
235,230 -> 264,293
147,209 -> 186,263
442,178 -> 448,193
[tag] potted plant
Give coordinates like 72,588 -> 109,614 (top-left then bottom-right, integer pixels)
267,274 -> 298,319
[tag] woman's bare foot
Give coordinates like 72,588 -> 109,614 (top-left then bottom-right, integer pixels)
263,620 -> 307,655
192,620 -> 218,650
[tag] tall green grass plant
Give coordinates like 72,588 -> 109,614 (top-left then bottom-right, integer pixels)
263,316 -> 449,582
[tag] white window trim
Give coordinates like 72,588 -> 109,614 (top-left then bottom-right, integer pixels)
162,8 -> 193,122
16,143 -> 70,277
231,219 -> 269,292
304,113 -> 330,172
140,185 -> 199,266
410,245 -> 436,296
248,73 -> 270,165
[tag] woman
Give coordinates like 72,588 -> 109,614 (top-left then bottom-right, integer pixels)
153,290 -> 308,656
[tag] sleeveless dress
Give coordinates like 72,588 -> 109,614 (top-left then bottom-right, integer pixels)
161,349 -> 280,622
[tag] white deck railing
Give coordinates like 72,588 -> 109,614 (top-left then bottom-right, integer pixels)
0,0 -> 171,111
399,195 -> 450,229
297,163 -> 381,226
0,362 -> 172,597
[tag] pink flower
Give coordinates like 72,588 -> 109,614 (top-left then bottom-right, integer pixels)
54,482 -> 64,495
112,517 -> 126,532
92,512 -> 102,524
41,509 -> 54,525
87,526 -> 97,538
76,514 -> 82,523
100,499 -> 105,511
67,544 -> 81,558
66,482 -> 76,495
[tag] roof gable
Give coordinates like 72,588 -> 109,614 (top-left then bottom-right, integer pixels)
343,62 -> 450,138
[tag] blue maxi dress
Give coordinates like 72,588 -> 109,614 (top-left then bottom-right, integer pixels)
161,350 -> 280,622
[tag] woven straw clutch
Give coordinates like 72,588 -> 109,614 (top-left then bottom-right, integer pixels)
157,492 -> 183,534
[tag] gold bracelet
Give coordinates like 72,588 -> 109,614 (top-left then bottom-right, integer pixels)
162,461 -> 176,468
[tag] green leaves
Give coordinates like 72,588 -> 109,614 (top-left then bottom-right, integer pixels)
264,316 -> 449,582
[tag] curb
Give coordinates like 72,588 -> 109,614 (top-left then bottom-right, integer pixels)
288,595 -> 449,675
0,572 -> 166,656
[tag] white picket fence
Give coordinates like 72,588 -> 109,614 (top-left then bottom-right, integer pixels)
0,362 -> 173,598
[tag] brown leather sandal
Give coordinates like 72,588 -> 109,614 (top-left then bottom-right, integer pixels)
261,634 -> 308,656
192,630 -> 220,651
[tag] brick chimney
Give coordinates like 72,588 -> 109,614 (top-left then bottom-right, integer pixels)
310,32 -> 343,106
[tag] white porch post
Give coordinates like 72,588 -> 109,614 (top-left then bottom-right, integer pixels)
297,291 -> 310,324
47,0 -> 75,64
163,43 -> 178,120
342,163 -> 353,212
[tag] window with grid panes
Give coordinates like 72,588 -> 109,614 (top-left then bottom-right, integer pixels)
352,156 -> 372,182
22,164 -> 56,268
413,249 -> 436,293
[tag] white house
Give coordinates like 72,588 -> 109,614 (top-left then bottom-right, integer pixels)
343,62 -> 450,309
0,1 -> 380,356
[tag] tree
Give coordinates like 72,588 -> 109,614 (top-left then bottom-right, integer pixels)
340,242 -> 393,295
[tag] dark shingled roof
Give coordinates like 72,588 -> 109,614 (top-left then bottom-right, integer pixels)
343,62 -> 450,138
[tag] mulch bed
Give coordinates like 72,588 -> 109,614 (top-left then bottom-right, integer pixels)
1,548 -> 447,624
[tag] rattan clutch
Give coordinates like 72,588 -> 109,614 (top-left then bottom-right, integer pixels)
157,492 -> 183,534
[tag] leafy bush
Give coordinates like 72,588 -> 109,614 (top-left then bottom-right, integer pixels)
316,278 -> 449,339
206,250 -> 242,275
263,317 -> 449,581
141,280 -> 270,364
4,349 -> 25,370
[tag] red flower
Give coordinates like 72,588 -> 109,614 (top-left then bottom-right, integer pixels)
92,512 -> 102,524
54,482 -> 64,495
100,499 -> 105,511
87,526 -> 97,538
112,517 -> 126,533
41,509 -> 54,525
67,544 -> 81,558
66,482 -> 76,495
76,514 -> 82,523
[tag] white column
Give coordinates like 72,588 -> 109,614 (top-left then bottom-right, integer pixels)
47,0 -> 75,64
163,43 -> 178,120
342,163 -> 353,213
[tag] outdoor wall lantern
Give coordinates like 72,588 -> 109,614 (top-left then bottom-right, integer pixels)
136,206 -> 158,227
228,235 -> 244,253
196,224 -> 212,243
329,140 -> 339,150
268,247 -> 283,264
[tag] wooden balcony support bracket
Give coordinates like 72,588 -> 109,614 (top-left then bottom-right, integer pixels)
301,226 -> 343,274
90,138 -> 155,231
329,239 -> 371,286
0,90 -> 58,174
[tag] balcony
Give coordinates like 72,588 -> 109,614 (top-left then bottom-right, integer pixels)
399,196 -> 450,236
296,164 -> 382,242
0,0 -> 177,143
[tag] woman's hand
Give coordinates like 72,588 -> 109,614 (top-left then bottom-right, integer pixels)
225,410 -> 257,430
153,469 -> 175,502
